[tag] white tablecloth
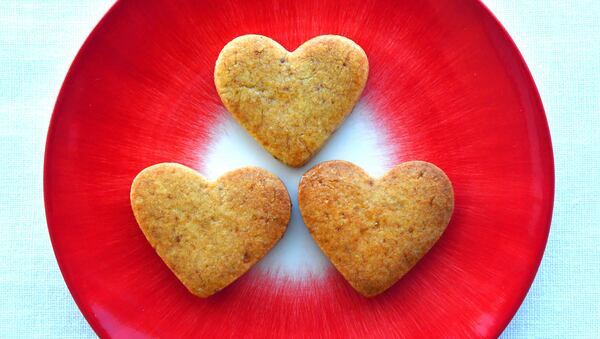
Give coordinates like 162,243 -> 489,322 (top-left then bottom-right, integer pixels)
1,1 -> 598,337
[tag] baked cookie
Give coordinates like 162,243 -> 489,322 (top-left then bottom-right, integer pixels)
214,35 -> 369,167
298,160 -> 454,297
130,163 -> 291,297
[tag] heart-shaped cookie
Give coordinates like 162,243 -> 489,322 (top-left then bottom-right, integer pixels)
214,35 -> 369,167
298,160 -> 454,297
130,163 -> 291,297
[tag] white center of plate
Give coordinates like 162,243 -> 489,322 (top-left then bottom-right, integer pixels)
201,102 -> 393,280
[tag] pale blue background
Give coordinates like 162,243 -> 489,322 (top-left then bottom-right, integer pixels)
1,1 -> 598,337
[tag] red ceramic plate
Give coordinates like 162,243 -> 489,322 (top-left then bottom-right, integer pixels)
45,0 -> 554,337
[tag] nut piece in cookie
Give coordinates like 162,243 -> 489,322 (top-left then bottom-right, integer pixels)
298,160 -> 454,297
215,35 -> 369,167
130,163 -> 291,297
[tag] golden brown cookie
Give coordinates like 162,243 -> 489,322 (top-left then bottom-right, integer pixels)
130,163 -> 291,297
214,35 -> 369,167
298,160 -> 454,297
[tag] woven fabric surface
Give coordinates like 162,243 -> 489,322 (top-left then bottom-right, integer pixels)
0,1 -> 598,337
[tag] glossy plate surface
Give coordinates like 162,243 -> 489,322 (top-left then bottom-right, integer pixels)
45,0 -> 554,337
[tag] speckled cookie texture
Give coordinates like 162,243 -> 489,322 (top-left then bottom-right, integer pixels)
214,35 -> 369,167
130,163 -> 291,297
298,160 -> 454,297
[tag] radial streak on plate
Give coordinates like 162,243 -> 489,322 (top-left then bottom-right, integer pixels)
201,101 -> 394,280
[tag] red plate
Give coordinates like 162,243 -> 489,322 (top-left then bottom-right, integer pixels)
44,0 -> 554,337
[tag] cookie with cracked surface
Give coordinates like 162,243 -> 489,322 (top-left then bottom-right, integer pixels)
298,160 -> 454,297
214,35 -> 369,167
130,163 -> 291,297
